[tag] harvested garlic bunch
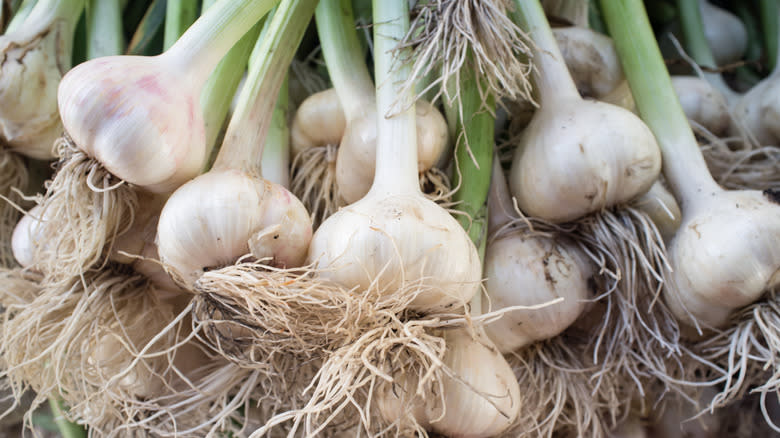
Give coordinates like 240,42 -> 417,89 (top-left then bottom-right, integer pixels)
483,160 -> 592,352
510,0 -> 660,223
377,327 -> 521,437
0,0 -> 83,159
307,0 -> 479,313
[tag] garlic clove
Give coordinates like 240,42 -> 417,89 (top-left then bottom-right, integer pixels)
664,190 -> 780,328
483,232 -> 591,353
11,206 -> 44,269
510,99 -> 662,223
671,76 -> 730,136
308,194 -> 480,313
632,180 -> 682,240
290,88 -> 346,157
336,100 -> 449,205
157,169 -> 312,289
553,26 -> 624,99
57,55 -> 206,189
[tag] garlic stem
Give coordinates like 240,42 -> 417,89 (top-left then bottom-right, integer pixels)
316,0 -> 375,121
212,0 -> 317,174
199,21 -> 262,162
487,158 -> 516,235
371,0 -> 419,197
675,0 -> 739,102
601,0 -> 721,208
262,76 -> 290,187
163,0 -> 198,50
24,0 -> 83,31
512,0 -> 581,105
86,0 -> 123,59
5,0 -> 35,33
761,0 -> 779,72
163,0 -> 278,81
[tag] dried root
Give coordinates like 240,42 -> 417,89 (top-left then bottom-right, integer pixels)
252,315 -> 448,437
398,0 -> 534,109
30,135 -> 138,279
696,126 -> 780,191
0,266 -> 189,434
0,149 -> 27,268
500,335 -> 625,438
291,144 -> 341,228
0,267 -> 41,308
682,289 -> 780,431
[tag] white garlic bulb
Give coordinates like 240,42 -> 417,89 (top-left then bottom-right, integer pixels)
290,88 -> 346,157
699,0 -> 747,66
554,26 -> 624,99
158,170 -> 312,289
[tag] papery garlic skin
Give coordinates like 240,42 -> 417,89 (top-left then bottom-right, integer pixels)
11,206 -> 46,269
308,194 -> 480,312
290,88 -> 346,156
510,100 -> 661,222
483,233 -> 591,353
554,27 -> 623,98
699,0 -> 747,66
664,191 -> 780,328
632,180 -> 682,240
0,16 -> 72,159
157,170 -> 312,288
378,328 -> 521,438
57,55 -> 205,190
336,100 -> 449,204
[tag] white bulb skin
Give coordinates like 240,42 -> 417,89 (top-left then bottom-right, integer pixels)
483,233 -> 591,353
308,194 -> 480,313
290,88 -> 346,156
699,0 -> 747,66
11,206 -> 46,269
0,17 -> 72,160
663,190 -> 780,328
378,328 -> 521,438
157,170 -> 312,289
633,180 -> 682,240
336,100 -> 448,204
510,99 -> 661,223
731,78 -> 780,146
553,27 -> 624,99
57,55 -> 205,190
671,76 -> 730,136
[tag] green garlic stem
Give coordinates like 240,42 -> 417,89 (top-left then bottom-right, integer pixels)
163,0 -> 198,50
86,0 -> 123,59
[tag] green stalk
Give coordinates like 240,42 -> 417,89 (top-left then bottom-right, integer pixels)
262,76 -> 290,187
600,0 -> 720,207
370,0 -> 418,195
315,0 -> 374,121
760,0 -> 779,73
48,398 -> 86,438
676,0 -> 717,68
5,0 -> 35,32
125,0 -> 164,55
86,0 -> 124,58
202,0 -> 219,13
200,21 -> 263,167
212,0 -> 317,174
735,1 -> 763,63
451,63 -> 494,315
163,0 -> 198,50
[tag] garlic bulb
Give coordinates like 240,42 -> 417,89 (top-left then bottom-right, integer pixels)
157,0 -> 316,290
510,0 -> 661,223
158,171 -> 312,287
336,100 -> 449,204
307,0 -> 480,312
11,205 -> 45,269
603,0 -> 780,330
56,0 -> 279,192
553,26 -> 624,99
699,0 -> 747,66
631,180 -> 682,240
290,88 -> 346,157
0,0 -> 83,159
378,327 -> 521,437
483,160 -> 592,352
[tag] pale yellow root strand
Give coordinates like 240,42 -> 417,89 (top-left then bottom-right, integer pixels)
696,126 -> 780,191
0,149 -> 27,268
290,144 -> 342,229
192,260 -> 424,370
250,316 -> 448,437
31,136 -> 138,280
0,267 -> 190,435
